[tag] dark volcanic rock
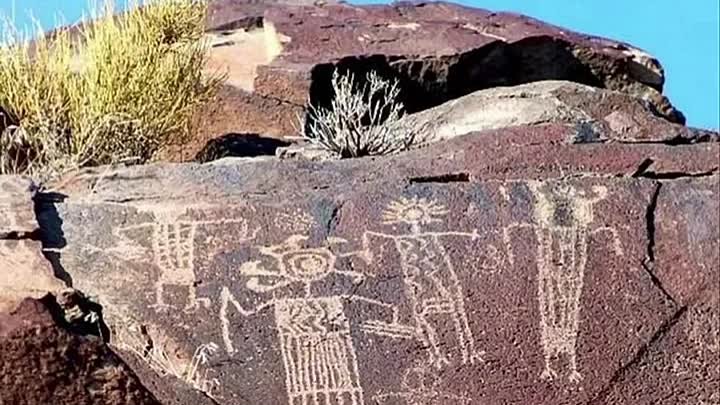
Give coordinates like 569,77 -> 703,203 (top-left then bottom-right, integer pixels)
36,127 -> 719,404
591,287 -> 720,405
654,178 -> 720,306
187,0 -> 685,160
0,295 -> 160,405
13,2 -> 716,403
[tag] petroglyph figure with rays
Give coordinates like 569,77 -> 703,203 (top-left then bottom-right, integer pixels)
362,196 -> 484,369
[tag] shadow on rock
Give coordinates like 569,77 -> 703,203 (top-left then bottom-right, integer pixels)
195,132 -> 291,162
33,191 -> 73,288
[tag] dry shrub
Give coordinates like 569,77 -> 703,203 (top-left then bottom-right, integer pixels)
300,69 -> 423,158
0,0 -> 223,180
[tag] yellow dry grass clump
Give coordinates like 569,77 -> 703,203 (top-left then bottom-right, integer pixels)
0,0 -> 223,180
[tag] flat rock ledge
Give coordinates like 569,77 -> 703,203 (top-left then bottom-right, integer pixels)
1,126 -> 711,405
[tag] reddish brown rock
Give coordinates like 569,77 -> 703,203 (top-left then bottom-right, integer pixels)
590,287 -> 719,404
34,124 -> 720,404
49,176 -> 676,405
0,295 -> 160,405
1,177 -> 67,312
653,177 -> 720,306
186,1 -> 685,160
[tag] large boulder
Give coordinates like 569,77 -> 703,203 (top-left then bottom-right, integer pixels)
5,2 -> 716,403
402,80 -> 717,144
0,294 -> 160,405
33,121 -> 718,404
0,177 -> 67,312
178,0 -> 685,160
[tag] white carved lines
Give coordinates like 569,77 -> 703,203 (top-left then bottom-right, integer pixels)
372,362 -> 471,405
117,205 -> 255,312
115,326 -> 221,398
237,234 -> 364,297
364,196 -> 484,369
382,196 -> 448,234
277,298 -> 364,405
221,235 -> 379,405
509,182 -> 623,383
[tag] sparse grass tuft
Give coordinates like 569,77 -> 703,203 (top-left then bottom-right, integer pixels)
299,69 -> 422,158
0,0 -> 223,180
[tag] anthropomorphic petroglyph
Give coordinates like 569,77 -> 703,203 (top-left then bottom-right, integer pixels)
361,197 -> 484,369
221,234 -> 401,405
505,182 -> 623,383
372,362 -> 471,405
115,204 -> 256,312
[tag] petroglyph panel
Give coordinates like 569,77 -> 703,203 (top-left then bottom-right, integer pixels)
50,178 -> 683,405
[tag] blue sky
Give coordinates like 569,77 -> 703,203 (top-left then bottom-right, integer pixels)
1,0 -> 718,129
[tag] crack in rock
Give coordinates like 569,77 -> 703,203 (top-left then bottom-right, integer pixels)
641,182 -> 677,305
585,305 -> 688,405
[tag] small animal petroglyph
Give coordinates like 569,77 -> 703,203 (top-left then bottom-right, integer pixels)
505,182 -> 622,384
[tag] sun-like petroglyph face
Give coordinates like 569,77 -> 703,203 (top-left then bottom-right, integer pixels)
382,196 -> 448,230
279,245 -> 337,283
245,235 -> 340,285
531,183 -> 609,229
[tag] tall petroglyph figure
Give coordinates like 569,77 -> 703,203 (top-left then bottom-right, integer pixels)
363,197 -> 484,369
514,182 -> 622,383
116,204 -> 254,312
221,234 -> 400,405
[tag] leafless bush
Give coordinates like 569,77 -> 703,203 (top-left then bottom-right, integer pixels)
300,69 -> 423,158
